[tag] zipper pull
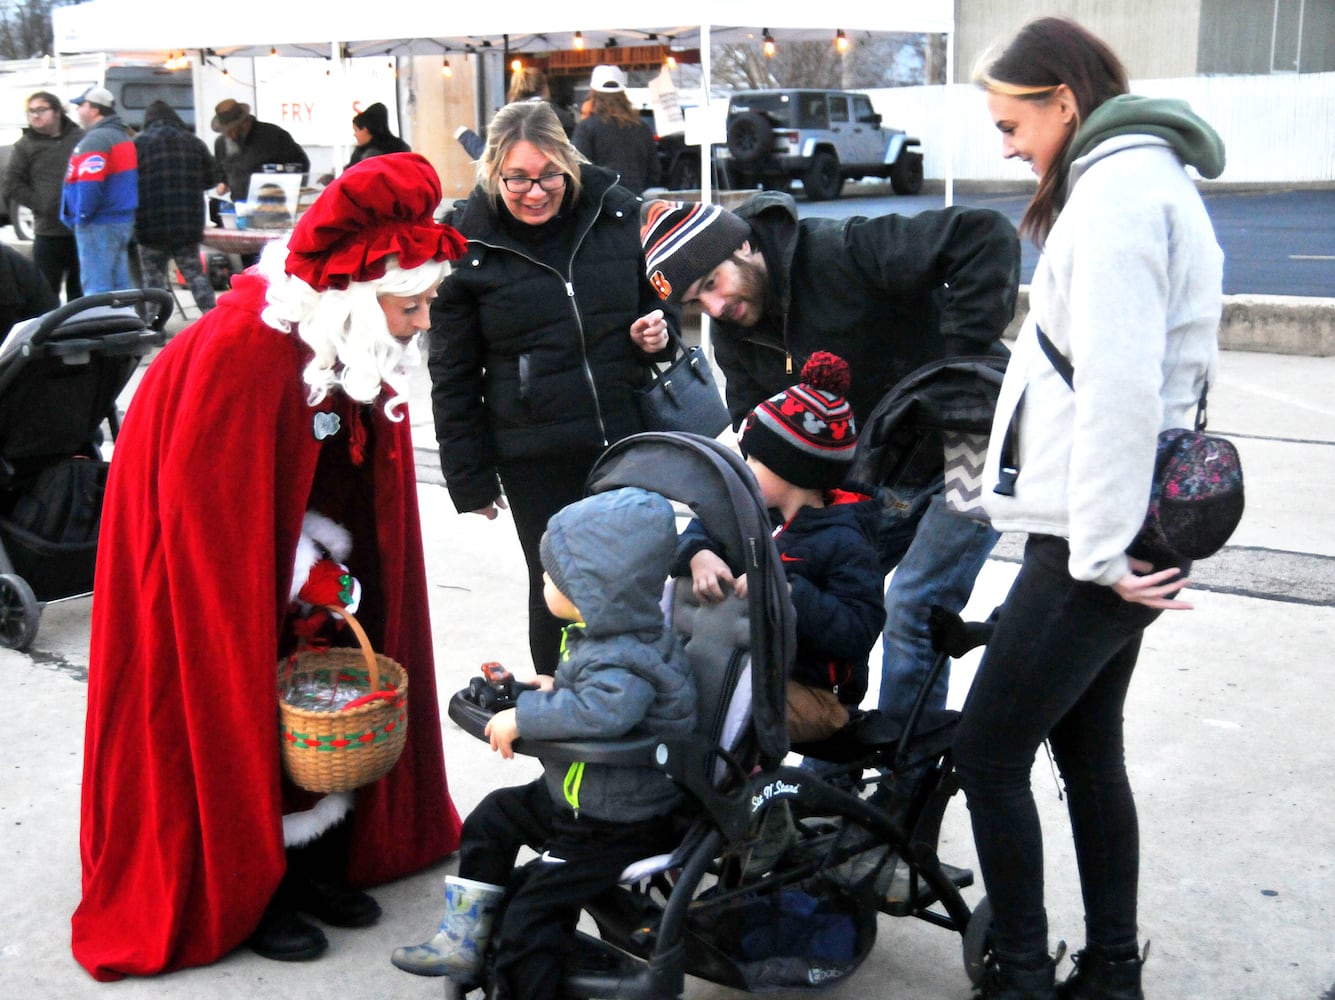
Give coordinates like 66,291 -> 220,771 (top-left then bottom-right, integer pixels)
565,281 -> 575,298
785,352 -> 793,375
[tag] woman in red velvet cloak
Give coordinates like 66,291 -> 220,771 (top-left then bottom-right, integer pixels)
72,153 -> 467,980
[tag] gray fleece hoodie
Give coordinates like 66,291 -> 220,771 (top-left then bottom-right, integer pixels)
519,487 -> 697,821
981,96 -> 1225,584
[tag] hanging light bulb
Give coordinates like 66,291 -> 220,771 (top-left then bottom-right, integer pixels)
835,29 -> 849,54
269,46 -> 278,57
762,30 -> 776,58
511,58 -> 523,72
574,31 -> 584,51
442,58 -> 452,78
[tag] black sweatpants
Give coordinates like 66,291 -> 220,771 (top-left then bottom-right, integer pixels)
459,779 -> 680,1000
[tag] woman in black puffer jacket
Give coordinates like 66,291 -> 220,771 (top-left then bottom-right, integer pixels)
430,100 -> 679,675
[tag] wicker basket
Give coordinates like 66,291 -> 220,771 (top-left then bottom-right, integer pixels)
277,606 -> 409,793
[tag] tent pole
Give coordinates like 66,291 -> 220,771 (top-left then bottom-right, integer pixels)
698,22 -> 713,362
945,26 -> 955,208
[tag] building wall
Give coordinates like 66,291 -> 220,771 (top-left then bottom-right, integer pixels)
954,0 -> 1204,81
957,0 -> 1335,80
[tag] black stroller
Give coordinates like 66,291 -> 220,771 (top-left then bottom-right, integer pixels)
0,289 -> 171,650
448,431 -> 996,998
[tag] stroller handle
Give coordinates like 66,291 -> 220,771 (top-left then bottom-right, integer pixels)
25,289 -> 175,347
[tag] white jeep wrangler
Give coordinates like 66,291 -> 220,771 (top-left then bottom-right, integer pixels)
716,89 -> 924,201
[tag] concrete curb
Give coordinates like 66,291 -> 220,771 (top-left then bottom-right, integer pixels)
1004,288 -> 1335,357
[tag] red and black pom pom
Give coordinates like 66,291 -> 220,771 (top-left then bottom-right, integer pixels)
801,351 -> 851,396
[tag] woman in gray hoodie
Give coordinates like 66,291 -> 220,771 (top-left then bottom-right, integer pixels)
957,17 -> 1225,1000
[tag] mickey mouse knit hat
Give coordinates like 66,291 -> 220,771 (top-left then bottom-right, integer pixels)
640,199 -> 751,305
740,352 -> 858,490
284,152 -> 467,291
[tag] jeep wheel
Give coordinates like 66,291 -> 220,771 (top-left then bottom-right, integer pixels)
10,202 -> 34,241
726,112 -> 773,166
668,155 -> 701,192
802,151 -> 842,202
890,152 -> 924,195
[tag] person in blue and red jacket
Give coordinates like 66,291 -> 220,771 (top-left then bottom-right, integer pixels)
60,85 -> 137,294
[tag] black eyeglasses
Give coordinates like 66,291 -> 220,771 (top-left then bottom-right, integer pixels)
26,106 -> 53,116
500,172 -> 566,194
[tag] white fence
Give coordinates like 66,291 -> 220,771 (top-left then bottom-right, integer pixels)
865,72 -> 1335,184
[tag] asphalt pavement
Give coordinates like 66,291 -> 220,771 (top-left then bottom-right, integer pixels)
2,298 -> 1332,1000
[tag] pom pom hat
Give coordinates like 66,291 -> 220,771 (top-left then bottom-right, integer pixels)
640,199 -> 751,305
284,152 -> 467,292
740,352 -> 858,490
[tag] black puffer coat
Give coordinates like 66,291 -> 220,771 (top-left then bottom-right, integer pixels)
429,164 -> 676,513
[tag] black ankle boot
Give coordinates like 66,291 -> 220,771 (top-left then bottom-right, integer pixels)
977,956 -> 1058,999
286,818 -> 381,928
1056,943 -> 1147,1000
247,890 -> 328,961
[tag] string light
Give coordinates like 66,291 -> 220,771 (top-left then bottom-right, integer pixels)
442,58 -> 452,77
835,29 -> 849,54
665,52 -> 677,69
511,58 -> 523,72
269,46 -> 277,57
762,30 -> 776,58
574,31 -> 584,51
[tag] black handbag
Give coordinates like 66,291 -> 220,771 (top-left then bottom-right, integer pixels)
635,329 -> 731,438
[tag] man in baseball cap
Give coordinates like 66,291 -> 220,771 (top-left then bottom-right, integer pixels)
61,83 -> 136,292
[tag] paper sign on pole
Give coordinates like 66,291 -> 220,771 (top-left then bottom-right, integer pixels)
647,65 -> 684,137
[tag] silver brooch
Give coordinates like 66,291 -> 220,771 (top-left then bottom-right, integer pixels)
313,411 -> 342,440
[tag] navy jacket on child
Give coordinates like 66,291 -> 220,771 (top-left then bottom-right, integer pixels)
674,487 -> 884,706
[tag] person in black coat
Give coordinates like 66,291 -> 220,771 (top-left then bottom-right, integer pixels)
429,100 -> 678,675
0,243 -> 58,338
348,102 -> 410,168
571,66 -> 660,194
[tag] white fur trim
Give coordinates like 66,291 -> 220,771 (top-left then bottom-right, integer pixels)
289,510 -> 353,604
302,511 -> 353,563
282,791 -> 353,847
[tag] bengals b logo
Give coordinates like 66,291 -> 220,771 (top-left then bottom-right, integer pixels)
649,270 -> 672,301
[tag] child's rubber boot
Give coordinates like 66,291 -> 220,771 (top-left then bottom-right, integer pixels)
390,875 -> 505,977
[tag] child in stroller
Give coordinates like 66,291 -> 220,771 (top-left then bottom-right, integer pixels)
0,288 -> 171,649
393,486 -> 699,997
439,430 -> 996,999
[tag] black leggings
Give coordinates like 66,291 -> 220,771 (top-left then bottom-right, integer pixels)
953,535 -> 1161,965
497,449 -> 604,675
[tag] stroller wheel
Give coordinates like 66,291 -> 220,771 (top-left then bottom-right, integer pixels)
0,574 -> 40,651
962,894 -> 994,986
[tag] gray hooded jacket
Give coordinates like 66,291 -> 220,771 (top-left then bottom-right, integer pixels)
519,487 -> 697,822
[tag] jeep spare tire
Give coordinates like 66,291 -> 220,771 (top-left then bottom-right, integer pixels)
726,112 -> 773,165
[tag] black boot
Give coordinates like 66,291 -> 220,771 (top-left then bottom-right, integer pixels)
247,881 -> 328,961
286,817 -> 382,928
1056,943 -> 1147,1000
976,955 -> 1058,999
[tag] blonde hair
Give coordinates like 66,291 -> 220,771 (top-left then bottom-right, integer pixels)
507,67 -> 549,104
478,101 -> 586,203
258,241 -> 448,419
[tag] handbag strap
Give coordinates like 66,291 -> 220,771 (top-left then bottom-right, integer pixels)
995,325 -> 1208,497
1036,325 -> 1208,428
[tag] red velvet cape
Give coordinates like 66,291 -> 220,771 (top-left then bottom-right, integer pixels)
71,274 -> 461,980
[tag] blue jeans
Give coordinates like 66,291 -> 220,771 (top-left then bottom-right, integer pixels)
953,535 -> 1161,965
75,220 -> 134,294
875,488 -> 998,724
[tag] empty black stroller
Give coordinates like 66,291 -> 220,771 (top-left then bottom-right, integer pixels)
0,289 -> 171,650
447,430 -> 995,998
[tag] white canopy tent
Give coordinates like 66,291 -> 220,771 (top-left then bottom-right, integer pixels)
51,1 -> 960,199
